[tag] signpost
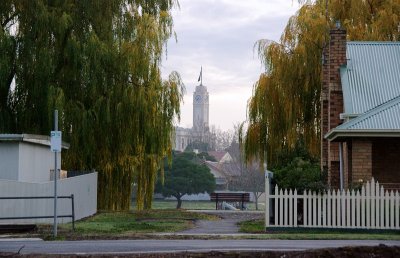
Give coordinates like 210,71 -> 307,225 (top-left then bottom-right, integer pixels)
51,110 -> 61,238
50,131 -> 61,152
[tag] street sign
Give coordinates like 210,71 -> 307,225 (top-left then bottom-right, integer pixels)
50,131 -> 62,152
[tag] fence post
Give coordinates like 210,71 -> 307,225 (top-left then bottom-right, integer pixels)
279,188 -> 284,227
71,194 -> 75,231
396,191 -> 399,229
274,185 -> 278,226
382,186 -> 386,229
303,190 -> 307,227
390,190 -> 395,228
346,189 -> 350,228
332,190 -> 337,227
294,189 -> 297,227
289,189 -> 293,227
265,172 -> 270,229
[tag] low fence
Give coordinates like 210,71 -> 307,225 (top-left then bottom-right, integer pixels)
0,195 -> 75,230
0,172 -> 97,224
265,177 -> 400,230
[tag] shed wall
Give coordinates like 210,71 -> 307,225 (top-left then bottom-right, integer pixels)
0,142 -> 19,180
0,172 -> 97,224
18,142 -> 60,182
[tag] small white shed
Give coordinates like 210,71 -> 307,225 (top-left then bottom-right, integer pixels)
0,134 -> 98,224
0,134 -> 69,182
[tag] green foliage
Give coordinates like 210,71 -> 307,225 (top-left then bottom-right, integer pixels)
197,151 -> 217,162
173,151 -> 197,162
184,141 -> 210,152
274,157 -> 324,193
0,0 -> 183,211
156,152 -> 216,208
244,0 -> 400,167
272,138 -> 318,170
268,138 -> 325,193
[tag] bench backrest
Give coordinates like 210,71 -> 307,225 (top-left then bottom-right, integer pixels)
210,192 -> 250,202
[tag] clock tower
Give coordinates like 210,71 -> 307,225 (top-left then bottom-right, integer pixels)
173,69 -> 215,152
193,83 -> 209,132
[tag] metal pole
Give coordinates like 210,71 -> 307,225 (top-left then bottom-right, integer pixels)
54,110 -> 58,237
71,194 -> 75,231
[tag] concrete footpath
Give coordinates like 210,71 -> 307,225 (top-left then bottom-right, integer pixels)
179,210 -> 263,234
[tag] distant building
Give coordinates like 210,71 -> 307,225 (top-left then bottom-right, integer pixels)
207,151 -> 233,163
174,80 -> 215,151
203,151 -> 236,190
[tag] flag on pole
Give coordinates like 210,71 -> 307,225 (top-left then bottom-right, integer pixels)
198,66 -> 202,83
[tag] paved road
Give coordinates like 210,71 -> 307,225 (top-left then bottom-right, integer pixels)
1,239 -> 400,255
181,210 -> 263,234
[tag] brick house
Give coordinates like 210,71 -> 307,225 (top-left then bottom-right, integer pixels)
321,26 -> 400,190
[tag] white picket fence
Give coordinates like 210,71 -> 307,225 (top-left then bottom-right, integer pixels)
265,177 -> 400,230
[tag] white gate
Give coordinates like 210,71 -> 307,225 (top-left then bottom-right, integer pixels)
265,176 -> 400,230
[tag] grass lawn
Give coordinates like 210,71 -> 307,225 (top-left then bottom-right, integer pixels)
131,199 -> 265,211
238,219 -> 400,240
36,209 -> 218,240
31,201 -> 400,241
32,211 -> 400,241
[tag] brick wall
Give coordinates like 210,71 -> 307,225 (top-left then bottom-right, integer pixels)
351,139 -> 372,183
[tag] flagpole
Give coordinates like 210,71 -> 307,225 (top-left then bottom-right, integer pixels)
198,66 -> 203,85
201,66 -> 203,85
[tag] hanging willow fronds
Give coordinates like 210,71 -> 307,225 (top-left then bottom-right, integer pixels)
0,0 -> 183,211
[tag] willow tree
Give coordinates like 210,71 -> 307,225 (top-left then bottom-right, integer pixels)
0,0 -> 183,210
244,0 -> 400,166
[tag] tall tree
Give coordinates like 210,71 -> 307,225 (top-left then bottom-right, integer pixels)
155,152 -> 216,209
244,0 -> 400,166
226,125 -> 264,210
0,0 -> 183,211
211,126 -> 234,151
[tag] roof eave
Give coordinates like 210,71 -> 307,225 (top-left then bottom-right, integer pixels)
325,129 -> 400,141
0,133 -> 70,149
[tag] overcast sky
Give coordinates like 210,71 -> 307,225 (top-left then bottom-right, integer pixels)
161,0 -> 301,131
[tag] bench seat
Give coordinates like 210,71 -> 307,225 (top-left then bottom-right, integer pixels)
210,192 -> 250,210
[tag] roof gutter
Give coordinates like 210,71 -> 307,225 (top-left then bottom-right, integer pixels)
325,129 -> 400,141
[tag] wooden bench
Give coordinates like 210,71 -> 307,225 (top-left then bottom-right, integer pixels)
210,192 -> 250,210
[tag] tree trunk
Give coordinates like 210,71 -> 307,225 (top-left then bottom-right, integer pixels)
254,192 -> 263,210
176,197 -> 182,209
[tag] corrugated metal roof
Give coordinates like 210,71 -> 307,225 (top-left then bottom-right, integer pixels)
341,42 -> 400,114
336,96 -> 400,130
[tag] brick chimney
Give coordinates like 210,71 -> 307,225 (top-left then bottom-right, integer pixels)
320,39 -> 329,174
321,24 -> 347,188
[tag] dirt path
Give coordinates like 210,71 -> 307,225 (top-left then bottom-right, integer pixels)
180,210 -> 263,234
